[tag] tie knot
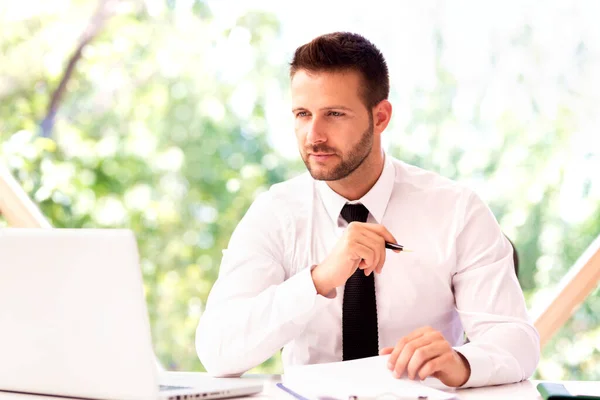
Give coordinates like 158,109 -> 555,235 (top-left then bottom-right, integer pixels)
341,203 -> 369,223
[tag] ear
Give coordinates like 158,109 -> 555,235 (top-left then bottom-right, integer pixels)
372,100 -> 392,135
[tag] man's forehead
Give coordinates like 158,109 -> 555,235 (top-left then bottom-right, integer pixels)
291,70 -> 364,108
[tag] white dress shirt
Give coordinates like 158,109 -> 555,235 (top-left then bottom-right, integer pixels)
196,155 -> 540,388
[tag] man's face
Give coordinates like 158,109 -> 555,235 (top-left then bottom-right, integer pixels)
291,69 -> 374,181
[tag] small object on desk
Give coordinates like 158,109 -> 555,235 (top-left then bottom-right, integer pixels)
536,382 -> 600,399
348,394 -> 429,400
384,242 -> 412,252
277,383 -> 310,400
277,383 -> 429,400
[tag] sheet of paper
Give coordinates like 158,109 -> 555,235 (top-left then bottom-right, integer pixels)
282,355 -> 457,400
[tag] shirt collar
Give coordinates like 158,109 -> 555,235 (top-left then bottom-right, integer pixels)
315,154 -> 396,225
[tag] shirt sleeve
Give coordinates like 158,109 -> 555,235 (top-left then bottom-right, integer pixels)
451,190 -> 540,388
195,191 -> 335,376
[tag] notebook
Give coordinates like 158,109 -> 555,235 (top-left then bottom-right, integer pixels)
281,355 -> 456,400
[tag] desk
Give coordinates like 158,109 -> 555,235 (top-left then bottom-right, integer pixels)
161,372 -> 600,400
1,372 -> 599,400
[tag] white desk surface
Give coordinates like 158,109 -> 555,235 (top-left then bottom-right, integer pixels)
1,371 -> 599,400
168,372 -> 600,400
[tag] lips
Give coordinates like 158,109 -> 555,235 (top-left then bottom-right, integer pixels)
309,153 -> 334,161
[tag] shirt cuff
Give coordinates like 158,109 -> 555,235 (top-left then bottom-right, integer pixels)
453,343 -> 493,388
308,264 -> 337,299
281,265 -> 336,325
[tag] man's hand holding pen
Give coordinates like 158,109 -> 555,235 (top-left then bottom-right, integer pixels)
311,222 -> 403,296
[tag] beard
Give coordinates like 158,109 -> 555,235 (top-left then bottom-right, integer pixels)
301,114 -> 374,181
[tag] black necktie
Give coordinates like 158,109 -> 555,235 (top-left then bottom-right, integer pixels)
341,203 -> 379,361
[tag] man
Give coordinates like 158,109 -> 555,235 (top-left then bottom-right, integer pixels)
196,32 -> 539,388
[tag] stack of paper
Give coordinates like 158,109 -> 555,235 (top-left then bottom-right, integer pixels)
281,355 -> 457,400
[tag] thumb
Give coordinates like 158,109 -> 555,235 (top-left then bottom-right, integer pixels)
379,347 -> 394,356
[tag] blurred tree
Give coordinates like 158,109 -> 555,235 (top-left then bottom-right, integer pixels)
0,0 -> 287,372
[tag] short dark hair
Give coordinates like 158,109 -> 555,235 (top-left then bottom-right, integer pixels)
290,32 -> 390,109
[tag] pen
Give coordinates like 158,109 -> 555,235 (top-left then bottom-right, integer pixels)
385,242 -> 412,252
276,383 -> 310,400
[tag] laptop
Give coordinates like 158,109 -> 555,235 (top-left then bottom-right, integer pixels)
0,228 -> 263,400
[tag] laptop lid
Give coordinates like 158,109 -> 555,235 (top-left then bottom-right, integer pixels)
0,228 -> 158,400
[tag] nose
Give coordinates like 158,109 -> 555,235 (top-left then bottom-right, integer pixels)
305,116 -> 327,145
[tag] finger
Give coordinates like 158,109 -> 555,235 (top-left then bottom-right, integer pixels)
348,224 -> 398,268
388,341 -> 403,371
361,224 -> 398,245
379,347 -> 394,356
406,341 -> 449,380
347,224 -> 379,267
387,330 -> 428,371
403,326 -> 437,343
417,353 -> 447,381
359,229 -> 386,274
393,335 -> 436,378
350,242 -> 376,271
352,232 -> 382,275
364,225 -> 402,256
387,327 -> 438,371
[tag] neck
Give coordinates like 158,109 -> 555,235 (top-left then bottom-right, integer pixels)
326,148 -> 385,201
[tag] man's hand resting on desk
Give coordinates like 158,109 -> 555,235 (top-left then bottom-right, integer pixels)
380,326 -> 471,387
311,222 -> 400,296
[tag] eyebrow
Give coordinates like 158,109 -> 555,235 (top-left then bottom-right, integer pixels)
291,106 -> 354,113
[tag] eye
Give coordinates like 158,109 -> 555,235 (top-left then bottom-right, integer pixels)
295,111 -> 309,118
327,111 -> 345,117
